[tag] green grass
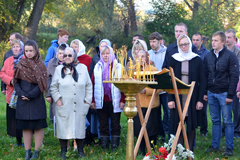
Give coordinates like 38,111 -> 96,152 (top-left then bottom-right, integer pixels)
0,93 -> 240,160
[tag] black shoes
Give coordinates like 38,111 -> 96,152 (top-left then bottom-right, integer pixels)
111,136 -> 120,152
30,150 -> 39,160
205,146 -> 220,153
77,146 -> 86,158
24,149 -> 32,160
60,147 -> 67,160
223,148 -> 233,156
100,136 -> 109,150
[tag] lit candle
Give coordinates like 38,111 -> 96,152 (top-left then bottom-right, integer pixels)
109,62 -> 112,80
138,58 -> 141,80
149,56 -> 151,81
116,61 -> 118,80
121,58 -> 124,79
106,56 -> 109,80
130,58 -> 133,78
143,62 -> 146,81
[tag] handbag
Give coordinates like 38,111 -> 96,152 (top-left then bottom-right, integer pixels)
9,90 -> 18,109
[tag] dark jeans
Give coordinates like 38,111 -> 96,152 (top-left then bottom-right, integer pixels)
97,102 -> 121,136
200,100 -> 208,134
159,93 -> 170,133
222,94 -> 240,136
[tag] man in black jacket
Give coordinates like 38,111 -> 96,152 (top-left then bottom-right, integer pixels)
162,23 -> 198,69
204,31 -> 239,156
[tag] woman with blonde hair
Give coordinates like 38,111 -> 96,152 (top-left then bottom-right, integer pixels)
70,39 -> 92,71
90,45 -> 125,151
168,35 -> 204,151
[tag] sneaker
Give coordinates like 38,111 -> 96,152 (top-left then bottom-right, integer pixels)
223,148 -> 233,156
205,146 -> 219,153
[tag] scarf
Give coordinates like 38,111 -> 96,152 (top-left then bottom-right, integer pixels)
13,51 -> 24,69
172,35 -> 199,62
14,42 -> 47,93
61,62 -> 78,82
99,45 -> 115,101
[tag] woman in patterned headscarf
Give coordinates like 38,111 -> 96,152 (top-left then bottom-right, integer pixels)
14,40 -> 48,160
0,40 -> 24,147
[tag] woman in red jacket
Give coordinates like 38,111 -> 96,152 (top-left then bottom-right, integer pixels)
0,40 -> 24,146
70,39 -> 92,71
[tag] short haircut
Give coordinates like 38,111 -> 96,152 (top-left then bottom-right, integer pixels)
148,32 -> 162,40
175,22 -> 188,32
58,43 -> 67,50
58,28 -> 69,37
193,33 -> 203,41
22,36 -> 28,43
133,34 -> 144,40
11,40 -> 21,47
225,29 -> 236,38
10,32 -> 23,41
212,31 -> 226,42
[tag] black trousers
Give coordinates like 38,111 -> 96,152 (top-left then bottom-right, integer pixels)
97,102 -> 121,136
200,100 -> 208,134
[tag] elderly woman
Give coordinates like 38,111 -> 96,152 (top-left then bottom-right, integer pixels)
50,47 -> 92,159
14,40 -> 48,159
0,40 -> 24,147
130,50 -> 164,155
90,45 -> 125,151
70,39 -> 92,71
46,43 -> 67,124
168,35 -> 204,151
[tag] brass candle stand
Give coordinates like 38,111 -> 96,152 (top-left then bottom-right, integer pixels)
103,69 -> 157,160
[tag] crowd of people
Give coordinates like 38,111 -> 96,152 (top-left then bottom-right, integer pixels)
1,22 -> 240,159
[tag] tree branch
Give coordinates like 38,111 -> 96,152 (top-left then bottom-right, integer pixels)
183,0 -> 194,11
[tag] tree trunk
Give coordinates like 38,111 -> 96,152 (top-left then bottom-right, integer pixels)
24,0 -> 46,41
128,0 -> 137,33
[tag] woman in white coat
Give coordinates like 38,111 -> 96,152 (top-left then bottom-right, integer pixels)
90,45 -> 125,151
50,47 -> 92,159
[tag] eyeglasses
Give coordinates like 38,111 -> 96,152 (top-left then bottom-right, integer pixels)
179,43 -> 189,47
63,54 -> 73,58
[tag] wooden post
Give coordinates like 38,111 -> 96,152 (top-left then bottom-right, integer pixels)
168,67 -> 195,160
134,89 -> 157,159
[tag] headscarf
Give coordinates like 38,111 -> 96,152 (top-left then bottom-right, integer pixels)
172,35 -> 199,62
99,45 -> 115,100
14,40 -> 47,93
99,39 -> 111,48
70,39 -> 86,57
131,39 -> 148,60
12,40 -> 24,69
61,47 -> 78,82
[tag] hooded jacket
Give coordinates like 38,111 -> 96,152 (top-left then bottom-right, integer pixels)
44,40 -> 59,67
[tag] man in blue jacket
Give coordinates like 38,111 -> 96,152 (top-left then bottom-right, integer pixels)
162,23 -> 198,69
44,29 -> 69,67
192,33 -> 209,137
204,31 -> 239,156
